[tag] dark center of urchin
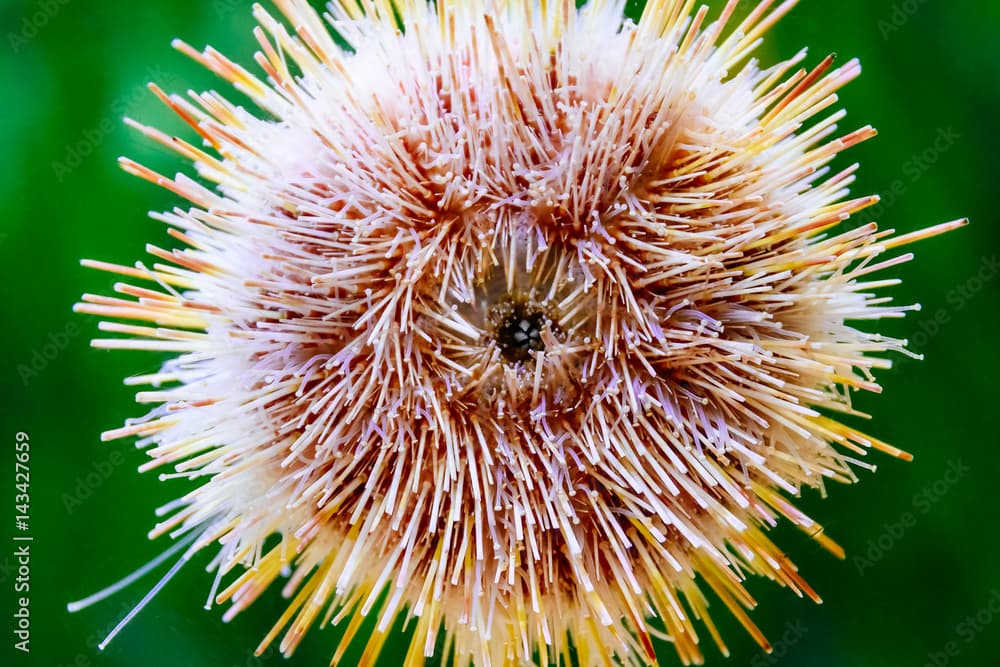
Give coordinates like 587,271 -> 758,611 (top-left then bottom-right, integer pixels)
488,294 -> 561,364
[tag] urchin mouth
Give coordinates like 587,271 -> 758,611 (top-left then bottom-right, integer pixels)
487,293 -> 563,364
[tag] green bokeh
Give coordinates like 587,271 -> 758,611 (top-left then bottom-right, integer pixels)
2,1 -> 998,666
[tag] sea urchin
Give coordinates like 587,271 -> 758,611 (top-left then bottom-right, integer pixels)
72,0 -> 965,665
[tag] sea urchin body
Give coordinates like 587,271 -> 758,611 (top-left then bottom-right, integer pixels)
74,0 -> 964,665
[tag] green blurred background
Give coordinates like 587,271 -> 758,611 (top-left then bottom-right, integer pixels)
1,0 -> 998,665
